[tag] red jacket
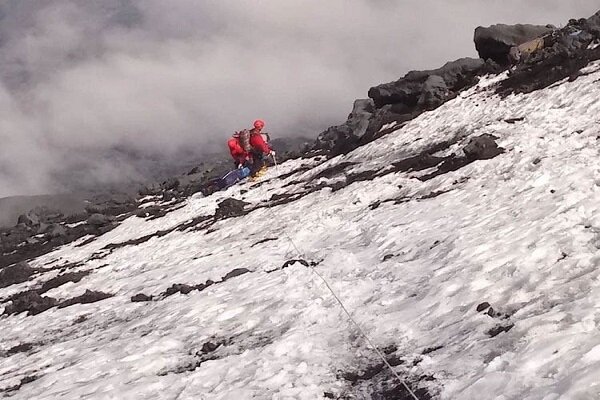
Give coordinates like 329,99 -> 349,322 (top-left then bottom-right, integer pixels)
228,129 -> 271,163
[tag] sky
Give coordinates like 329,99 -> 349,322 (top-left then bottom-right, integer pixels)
0,0 -> 598,197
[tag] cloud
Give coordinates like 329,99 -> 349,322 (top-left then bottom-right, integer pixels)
0,0 -> 598,197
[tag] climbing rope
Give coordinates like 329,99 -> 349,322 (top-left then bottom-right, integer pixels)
261,188 -> 421,400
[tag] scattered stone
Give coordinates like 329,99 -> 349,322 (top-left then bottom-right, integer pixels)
201,341 -> 222,354
251,237 -> 278,247
422,345 -> 444,355
487,324 -> 515,337
165,284 -> 196,296
131,293 -> 153,302
73,315 -> 88,324
222,268 -> 251,281
476,302 -> 491,312
382,254 -> 395,262
505,117 -> 525,124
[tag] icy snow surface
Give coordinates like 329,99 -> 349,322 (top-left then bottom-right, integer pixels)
3,63 -> 600,399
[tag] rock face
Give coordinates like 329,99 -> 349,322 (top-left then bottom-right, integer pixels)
498,12 -> 600,96
474,24 -> 554,64
369,58 -> 485,108
215,198 -> 250,220
463,134 -> 505,160
312,58 -> 491,156
0,262 -> 35,289
313,99 -> 375,156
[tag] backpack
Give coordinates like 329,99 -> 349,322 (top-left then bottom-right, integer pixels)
234,129 -> 251,152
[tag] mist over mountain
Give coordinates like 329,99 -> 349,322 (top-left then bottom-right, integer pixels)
1,0 -> 598,197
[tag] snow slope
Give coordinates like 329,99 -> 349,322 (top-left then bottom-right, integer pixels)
3,63 -> 600,399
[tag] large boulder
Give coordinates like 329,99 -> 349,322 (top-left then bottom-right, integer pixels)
17,212 -> 40,227
498,11 -> 600,96
474,24 -> 554,64
418,75 -> 449,110
313,99 -> 375,155
368,58 -> 485,108
584,10 -> 600,35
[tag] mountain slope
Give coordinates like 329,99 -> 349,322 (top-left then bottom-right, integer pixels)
2,63 -> 600,399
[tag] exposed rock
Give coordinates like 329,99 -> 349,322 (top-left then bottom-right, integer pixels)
161,177 -> 181,191
368,58 -> 485,108
474,24 -> 554,64
418,75 -> 449,110
0,262 -> 35,289
4,291 -> 58,316
57,290 -> 113,309
39,271 -> 90,294
139,184 -> 162,196
313,99 -> 375,156
6,343 -> 34,356
87,214 -> 111,227
131,293 -> 153,302
17,212 -> 40,227
476,302 -> 491,312
498,12 -> 600,96
201,341 -> 222,353
85,193 -> 137,216
463,134 -> 505,160
45,224 -> 67,238
487,324 -> 515,337
221,268 -> 250,281
214,198 -> 250,220
165,284 -> 196,296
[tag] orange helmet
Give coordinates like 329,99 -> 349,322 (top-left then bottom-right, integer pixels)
253,119 -> 265,129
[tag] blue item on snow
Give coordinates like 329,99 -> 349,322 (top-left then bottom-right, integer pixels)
218,166 -> 251,189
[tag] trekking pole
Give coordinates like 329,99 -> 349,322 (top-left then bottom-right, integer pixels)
272,152 -> 278,166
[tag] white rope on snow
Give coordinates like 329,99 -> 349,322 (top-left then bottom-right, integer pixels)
260,185 -> 421,400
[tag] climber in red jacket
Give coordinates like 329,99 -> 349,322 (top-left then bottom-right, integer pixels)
227,119 -> 273,176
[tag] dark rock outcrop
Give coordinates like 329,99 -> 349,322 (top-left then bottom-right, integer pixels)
131,293 -> 153,302
463,134 -> 504,160
313,99 -> 375,156
57,290 -> 113,309
368,58 -> 485,108
0,262 -> 35,288
87,214 -> 111,227
474,24 -> 554,64
214,198 -> 250,220
498,12 -> 600,96
4,291 -> 58,316
311,58 -> 491,156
